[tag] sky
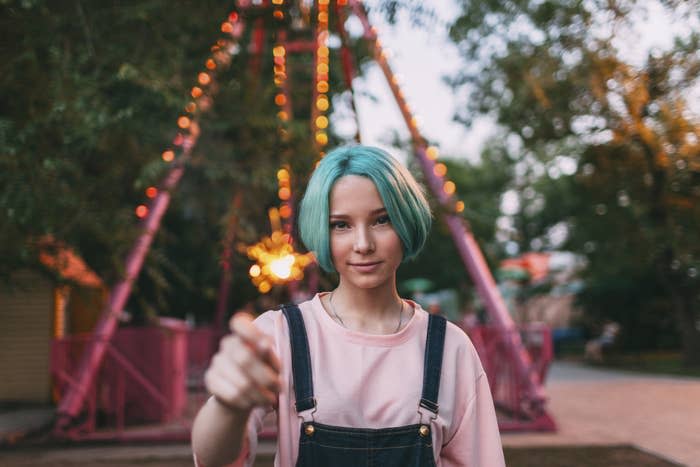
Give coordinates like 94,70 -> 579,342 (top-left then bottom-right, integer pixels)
341,0 -> 697,163
338,0 -> 490,162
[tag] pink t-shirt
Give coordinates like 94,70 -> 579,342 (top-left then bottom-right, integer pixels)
202,293 -> 505,467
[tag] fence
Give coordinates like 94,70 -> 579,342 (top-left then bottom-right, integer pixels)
464,322 -> 556,431
51,318 -> 189,439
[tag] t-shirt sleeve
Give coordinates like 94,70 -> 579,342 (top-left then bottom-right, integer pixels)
440,371 -> 505,467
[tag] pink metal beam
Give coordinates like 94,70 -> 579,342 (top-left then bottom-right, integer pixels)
348,0 -> 545,412
335,0 -> 362,143
215,191 -> 243,332
56,158 -> 188,428
55,16 -> 247,431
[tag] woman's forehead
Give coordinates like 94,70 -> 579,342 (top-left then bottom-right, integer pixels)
329,175 -> 385,213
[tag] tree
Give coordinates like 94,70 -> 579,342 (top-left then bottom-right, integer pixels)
0,1 -> 353,322
448,0 -> 700,365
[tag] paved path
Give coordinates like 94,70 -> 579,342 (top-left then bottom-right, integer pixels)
2,361 -> 698,466
501,361 -> 700,467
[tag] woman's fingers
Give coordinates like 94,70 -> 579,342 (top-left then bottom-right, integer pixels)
201,314 -> 282,412
229,313 -> 281,372
206,353 -> 275,408
219,337 -> 281,395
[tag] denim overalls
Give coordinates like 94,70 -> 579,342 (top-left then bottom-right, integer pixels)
281,303 -> 447,467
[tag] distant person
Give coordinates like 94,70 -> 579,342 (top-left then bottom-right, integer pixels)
191,145 -> 505,466
584,320 -> 620,362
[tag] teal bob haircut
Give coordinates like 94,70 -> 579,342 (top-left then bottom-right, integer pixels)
298,145 -> 432,273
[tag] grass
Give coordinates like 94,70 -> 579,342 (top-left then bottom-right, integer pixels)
504,445 -> 681,467
588,351 -> 700,378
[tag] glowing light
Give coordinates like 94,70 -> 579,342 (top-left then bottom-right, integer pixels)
426,146 -> 439,160
162,150 -> 175,162
318,0 -> 329,5
191,87 -> 203,98
315,131 -> 328,145
228,12 -> 239,23
275,94 -> 287,106
337,0 -> 347,4
135,205 -> 148,218
434,163 -> 447,177
443,181 -> 456,195
221,22 -> 233,33
258,281 -> 271,293
317,63 -> 329,74
205,59 -> 216,70
455,201 -> 465,213
198,72 -> 211,86
272,0 -> 283,4
270,254 -> 295,279
177,116 -> 191,129
273,10 -> 284,20
279,204 -> 292,218
145,187 -> 158,198
316,97 -> 329,111
315,115 -> 329,129
277,111 -> 289,121
317,81 -> 329,93
185,102 -> 197,113
277,168 -> 290,180
278,187 -> 291,201
318,46 -> 329,57
273,46 -> 286,57
318,12 -> 328,23
249,264 -> 261,277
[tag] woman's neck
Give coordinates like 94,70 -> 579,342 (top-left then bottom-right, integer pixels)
327,279 -> 404,333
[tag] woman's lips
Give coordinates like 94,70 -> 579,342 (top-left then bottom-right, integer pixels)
349,261 -> 382,273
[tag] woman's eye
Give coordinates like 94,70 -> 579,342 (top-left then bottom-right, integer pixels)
330,221 -> 348,230
375,215 -> 391,225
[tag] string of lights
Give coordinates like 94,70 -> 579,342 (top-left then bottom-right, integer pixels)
347,0 -> 465,215
312,0 -> 331,153
135,12 -> 245,219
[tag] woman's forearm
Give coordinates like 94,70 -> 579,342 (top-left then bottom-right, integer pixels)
191,396 -> 251,467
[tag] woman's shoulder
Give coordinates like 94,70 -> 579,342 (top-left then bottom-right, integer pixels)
253,294 -> 320,332
442,319 -> 484,369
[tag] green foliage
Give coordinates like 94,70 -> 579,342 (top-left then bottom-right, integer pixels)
399,149 -> 515,301
0,1 -> 349,323
448,0 -> 700,363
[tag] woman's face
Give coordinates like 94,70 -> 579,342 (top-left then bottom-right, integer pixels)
328,175 -> 404,290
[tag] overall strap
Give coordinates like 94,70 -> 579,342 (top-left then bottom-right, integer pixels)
419,314 -> 447,415
281,304 -> 316,413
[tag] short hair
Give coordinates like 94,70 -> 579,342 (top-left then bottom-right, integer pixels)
299,145 -> 432,273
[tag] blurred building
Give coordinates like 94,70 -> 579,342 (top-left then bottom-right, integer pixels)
0,236 -> 106,404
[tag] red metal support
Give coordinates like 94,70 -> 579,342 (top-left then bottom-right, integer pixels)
215,191 -> 243,332
55,160 -> 188,431
335,0 -> 362,143
54,15 -> 247,434
347,0 -> 547,416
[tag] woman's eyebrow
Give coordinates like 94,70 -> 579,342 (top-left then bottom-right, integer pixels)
329,207 -> 387,218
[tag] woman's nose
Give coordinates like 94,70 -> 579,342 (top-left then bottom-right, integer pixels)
353,227 -> 375,253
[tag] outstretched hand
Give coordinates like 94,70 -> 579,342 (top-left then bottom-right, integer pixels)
204,313 -> 281,413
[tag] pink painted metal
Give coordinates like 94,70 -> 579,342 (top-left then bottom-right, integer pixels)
55,161 -> 188,431
348,0 -> 549,423
54,16 -> 246,433
464,324 -> 556,431
51,318 -> 189,438
215,192 -> 243,332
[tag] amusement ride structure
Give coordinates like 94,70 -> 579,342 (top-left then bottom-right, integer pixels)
52,0 -> 555,442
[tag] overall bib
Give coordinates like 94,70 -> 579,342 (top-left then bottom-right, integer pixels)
281,304 -> 447,467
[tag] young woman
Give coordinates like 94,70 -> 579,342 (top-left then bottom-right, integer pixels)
192,145 -> 505,467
